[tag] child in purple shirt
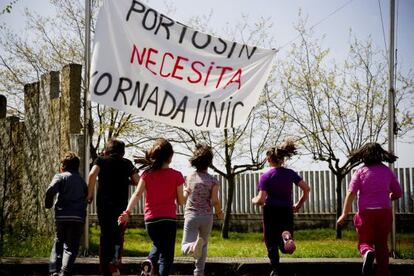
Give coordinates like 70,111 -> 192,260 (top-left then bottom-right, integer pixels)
252,139 -> 310,276
337,143 -> 402,276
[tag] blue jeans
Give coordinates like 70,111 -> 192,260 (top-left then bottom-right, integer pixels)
49,221 -> 83,276
145,218 -> 177,276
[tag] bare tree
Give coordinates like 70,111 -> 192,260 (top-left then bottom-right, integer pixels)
0,0 -> 151,156
271,22 -> 414,238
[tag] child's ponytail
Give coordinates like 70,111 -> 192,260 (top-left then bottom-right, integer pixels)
134,138 -> 174,171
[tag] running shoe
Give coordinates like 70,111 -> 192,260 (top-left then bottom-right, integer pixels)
362,250 -> 375,275
192,236 -> 205,259
140,258 -> 153,276
281,231 -> 296,254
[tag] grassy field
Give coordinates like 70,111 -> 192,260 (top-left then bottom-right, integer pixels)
2,227 -> 413,259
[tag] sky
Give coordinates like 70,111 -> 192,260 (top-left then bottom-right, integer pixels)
1,0 -> 413,173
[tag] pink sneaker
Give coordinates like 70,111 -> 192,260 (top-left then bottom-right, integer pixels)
281,231 -> 296,254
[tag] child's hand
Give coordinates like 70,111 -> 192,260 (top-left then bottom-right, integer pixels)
292,202 -> 301,213
336,214 -> 347,226
216,210 -> 224,220
118,210 -> 131,225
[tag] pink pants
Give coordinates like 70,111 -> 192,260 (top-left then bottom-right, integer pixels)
354,208 -> 392,276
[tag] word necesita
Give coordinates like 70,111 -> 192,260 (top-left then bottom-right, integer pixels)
130,44 -> 242,90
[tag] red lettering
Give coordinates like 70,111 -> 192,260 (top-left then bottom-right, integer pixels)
225,68 -> 242,90
130,44 -> 146,65
160,52 -> 173,77
188,61 -> 205,84
171,56 -> 189,80
145,48 -> 159,75
215,66 -> 233,89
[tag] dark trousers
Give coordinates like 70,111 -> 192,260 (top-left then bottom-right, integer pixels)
146,219 -> 177,276
49,221 -> 83,276
263,205 -> 294,271
97,205 -> 126,276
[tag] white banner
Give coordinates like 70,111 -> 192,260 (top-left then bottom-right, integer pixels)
90,0 -> 276,130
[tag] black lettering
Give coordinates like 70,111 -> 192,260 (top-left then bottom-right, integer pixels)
94,72 -> 112,96
194,98 -> 208,127
206,101 -> 226,128
191,31 -> 211,49
171,96 -> 187,123
159,90 -> 176,117
230,101 -> 244,127
227,42 -> 237,58
224,97 -> 232,128
113,77 -> 132,104
142,8 -> 158,30
142,86 -> 159,115
155,14 -> 174,39
130,81 -> 149,107
238,45 -> 257,59
126,0 -> 145,21
177,22 -> 188,43
213,38 -> 227,55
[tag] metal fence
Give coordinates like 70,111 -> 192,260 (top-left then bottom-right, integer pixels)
88,167 -> 414,215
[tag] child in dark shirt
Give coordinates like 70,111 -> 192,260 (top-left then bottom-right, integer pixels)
87,139 -> 139,276
45,152 -> 87,276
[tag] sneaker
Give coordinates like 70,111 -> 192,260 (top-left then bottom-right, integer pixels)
282,231 -> 296,254
108,265 -> 120,276
140,259 -> 153,276
270,269 -> 279,276
192,236 -> 204,259
362,250 -> 375,275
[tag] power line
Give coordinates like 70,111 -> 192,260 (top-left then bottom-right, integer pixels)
278,0 -> 354,50
377,0 -> 388,54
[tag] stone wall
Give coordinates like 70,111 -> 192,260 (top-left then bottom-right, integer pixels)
0,64 -> 82,236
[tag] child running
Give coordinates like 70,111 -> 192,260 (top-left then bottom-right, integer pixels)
181,144 -> 224,276
252,139 -> 310,276
337,142 -> 402,276
87,139 -> 140,276
118,138 -> 186,276
45,152 -> 87,276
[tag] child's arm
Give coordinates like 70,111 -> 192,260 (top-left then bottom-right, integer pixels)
337,191 -> 357,226
293,180 -> 310,212
45,175 -> 61,209
86,165 -> 100,204
119,178 -> 146,224
176,183 -> 186,205
252,190 -> 267,205
211,184 -> 224,219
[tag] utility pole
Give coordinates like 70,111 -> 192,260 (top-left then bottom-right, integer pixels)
388,0 -> 396,258
83,0 -> 92,254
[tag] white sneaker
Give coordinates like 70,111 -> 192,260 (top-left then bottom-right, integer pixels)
192,237 -> 204,259
362,250 -> 375,275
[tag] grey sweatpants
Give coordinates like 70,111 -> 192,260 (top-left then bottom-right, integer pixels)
181,214 -> 213,276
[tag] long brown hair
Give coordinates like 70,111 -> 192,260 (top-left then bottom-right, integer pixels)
266,139 -> 297,165
190,144 -> 213,171
134,138 -> 174,170
349,142 -> 397,166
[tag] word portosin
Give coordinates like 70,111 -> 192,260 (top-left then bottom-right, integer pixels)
126,0 -> 257,60
130,44 -> 242,90
92,72 -> 244,129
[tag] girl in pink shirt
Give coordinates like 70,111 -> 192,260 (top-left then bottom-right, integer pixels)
119,138 -> 186,276
337,143 -> 402,276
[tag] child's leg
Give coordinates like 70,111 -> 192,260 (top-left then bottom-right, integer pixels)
60,222 -> 83,275
354,211 -> 375,256
373,209 -> 392,276
49,222 -> 64,274
146,220 -> 177,276
263,206 -> 281,270
181,216 -> 199,255
194,215 -> 213,276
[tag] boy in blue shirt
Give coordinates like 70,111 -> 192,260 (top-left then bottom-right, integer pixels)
45,152 -> 87,276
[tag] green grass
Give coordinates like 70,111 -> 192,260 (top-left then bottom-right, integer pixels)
2,227 -> 413,259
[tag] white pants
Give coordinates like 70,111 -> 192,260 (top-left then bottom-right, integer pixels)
181,214 -> 213,276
